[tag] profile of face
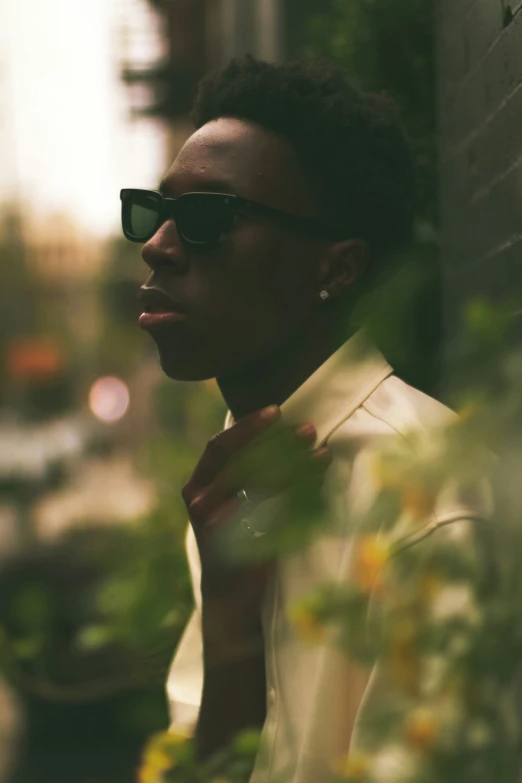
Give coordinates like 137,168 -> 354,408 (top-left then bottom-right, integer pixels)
139,118 -> 356,382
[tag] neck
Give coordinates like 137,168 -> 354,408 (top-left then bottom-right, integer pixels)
217,314 -> 354,421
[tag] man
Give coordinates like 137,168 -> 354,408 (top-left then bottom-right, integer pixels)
121,57 -> 491,782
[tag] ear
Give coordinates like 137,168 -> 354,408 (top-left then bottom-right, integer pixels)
316,239 -> 371,300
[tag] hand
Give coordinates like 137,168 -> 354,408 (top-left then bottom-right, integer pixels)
182,405 -> 332,623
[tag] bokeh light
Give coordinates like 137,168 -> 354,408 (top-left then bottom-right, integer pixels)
88,376 -> 130,423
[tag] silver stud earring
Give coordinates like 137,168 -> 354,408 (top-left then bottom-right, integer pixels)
319,290 -> 330,301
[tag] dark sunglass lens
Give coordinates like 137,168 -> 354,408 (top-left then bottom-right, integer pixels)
125,193 -> 160,240
177,195 -> 235,244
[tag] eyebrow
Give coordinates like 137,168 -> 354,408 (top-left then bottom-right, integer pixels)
158,179 -> 237,197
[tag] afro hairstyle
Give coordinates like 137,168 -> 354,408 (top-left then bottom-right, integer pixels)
190,56 -> 416,263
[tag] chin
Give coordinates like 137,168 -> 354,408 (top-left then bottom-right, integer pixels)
151,329 -> 253,382
156,346 -> 218,382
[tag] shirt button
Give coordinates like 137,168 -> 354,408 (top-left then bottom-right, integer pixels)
268,687 -> 277,706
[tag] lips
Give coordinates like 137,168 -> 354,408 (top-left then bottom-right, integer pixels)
138,288 -> 187,329
138,287 -> 186,313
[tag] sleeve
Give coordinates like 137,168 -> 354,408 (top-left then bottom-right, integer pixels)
166,523 -> 204,734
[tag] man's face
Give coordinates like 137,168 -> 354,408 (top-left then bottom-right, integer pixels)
140,117 -> 331,381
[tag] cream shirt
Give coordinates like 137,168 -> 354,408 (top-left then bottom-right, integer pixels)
166,329 -> 492,782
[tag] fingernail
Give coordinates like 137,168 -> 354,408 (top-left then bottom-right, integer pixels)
296,423 -> 316,439
260,405 -> 280,421
314,447 -> 332,461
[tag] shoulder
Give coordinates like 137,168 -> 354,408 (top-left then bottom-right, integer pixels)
327,373 -> 458,458
361,375 -> 459,449
327,374 -> 493,537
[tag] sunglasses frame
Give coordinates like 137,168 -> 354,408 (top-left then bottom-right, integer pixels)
120,188 -> 343,246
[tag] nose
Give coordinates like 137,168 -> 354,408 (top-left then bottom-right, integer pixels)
141,219 -> 187,272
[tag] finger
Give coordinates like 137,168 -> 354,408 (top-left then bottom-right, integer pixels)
195,444 -> 332,522
246,447 -> 332,512
221,424 -> 319,490
186,405 -> 281,491
185,426 -> 322,528
226,437 -> 331,494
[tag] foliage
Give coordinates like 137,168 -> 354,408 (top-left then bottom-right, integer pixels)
293,0 -> 437,225
137,299 -> 522,782
0,378 -> 224,699
297,429 -> 520,782
0,516 -> 191,702
138,728 -> 261,783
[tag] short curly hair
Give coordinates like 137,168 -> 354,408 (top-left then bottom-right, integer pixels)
190,56 -> 416,262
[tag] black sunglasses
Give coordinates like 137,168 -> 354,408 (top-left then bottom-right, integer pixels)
120,188 -> 342,247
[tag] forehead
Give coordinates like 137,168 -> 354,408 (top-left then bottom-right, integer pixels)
161,117 -> 325,215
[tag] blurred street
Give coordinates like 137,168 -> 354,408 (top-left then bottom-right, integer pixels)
34,452 -> 155,541
0,411 -> 156,552
0,408 -> 157,779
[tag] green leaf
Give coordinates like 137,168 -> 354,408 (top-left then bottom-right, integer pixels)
12,584 -> 52,630
76,624 -> 115,651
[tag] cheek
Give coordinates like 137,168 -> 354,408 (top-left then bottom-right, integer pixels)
232,224 -> 317,314
177,226 -> 318,359
150,233 -> 319,378
257,240 -> 318,331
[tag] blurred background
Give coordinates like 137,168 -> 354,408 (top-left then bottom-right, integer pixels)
0,0 -> 520,781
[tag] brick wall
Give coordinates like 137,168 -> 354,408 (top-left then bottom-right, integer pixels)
436,0 -> 522,350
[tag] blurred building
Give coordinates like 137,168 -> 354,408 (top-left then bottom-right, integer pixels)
0,209 -> 105,416
437,2 -> 522,355
119,0 -> 322,162
25,212 -> 104,282
23,213 -> 104,386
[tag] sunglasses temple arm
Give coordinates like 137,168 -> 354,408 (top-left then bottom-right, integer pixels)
239,198 -> 338,239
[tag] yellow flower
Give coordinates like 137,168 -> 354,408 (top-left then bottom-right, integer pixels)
138,730 -> 190,783
164,729 -> 191,745
289,604 -> 325,644
406,707 -> 439,751
353,535 -> 390,593
332,751 -> 370,780
401,480 -> 436,521
138,749 -> 171,783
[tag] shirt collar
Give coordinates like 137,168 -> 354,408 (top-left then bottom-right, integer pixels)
224,329 -> 393,446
